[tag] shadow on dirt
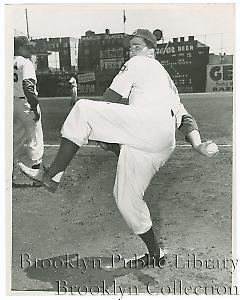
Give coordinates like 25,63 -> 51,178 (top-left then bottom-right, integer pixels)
24,254 -> 161,293
12,183 -> 41,189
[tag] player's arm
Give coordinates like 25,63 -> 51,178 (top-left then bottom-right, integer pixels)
174,100 -> 200,138
102,88 -> 122,103
102,59 -> 135,104
176,106 -> 218,157
178,113 -> 199,136
178,114 -> 218,158
185,129 -> 218,157
22,78 -> 40,121
168,76 -> 218,157
102,88 -> 129,105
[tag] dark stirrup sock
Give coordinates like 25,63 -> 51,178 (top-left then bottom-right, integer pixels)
47,138 -> 80,178
32,163 -> 40,169
138,227 -> 160,256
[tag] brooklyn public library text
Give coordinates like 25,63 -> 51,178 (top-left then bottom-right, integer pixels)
56,280 -> 238,295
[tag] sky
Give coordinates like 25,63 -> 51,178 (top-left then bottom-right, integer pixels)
7,2 -> 236,54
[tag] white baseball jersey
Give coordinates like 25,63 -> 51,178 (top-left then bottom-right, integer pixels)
110,56 -> 176,107
110,55 -> 188,128
69,77 -> 77,87
14,56 -> 37,98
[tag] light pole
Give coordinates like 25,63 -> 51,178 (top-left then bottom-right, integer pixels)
25,9 -> 30,38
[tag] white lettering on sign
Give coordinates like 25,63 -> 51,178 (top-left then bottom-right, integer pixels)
78,72 -> 95,83
156,46 -> 175,55
100,48 -> 123,59
156,43 -> 194,55
105,34 -> 124,39
100,58 -> 124,70
166,46 -> 175,54
212,86 -> 233,92
78,84 -> 95,94
178,45 -> 194,52
81,36 -> 101,41
178,45 -> 193,51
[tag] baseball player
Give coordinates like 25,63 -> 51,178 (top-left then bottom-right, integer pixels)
14,36 -> 44,186
19,29 -> 218,267
68,76 -> 78,108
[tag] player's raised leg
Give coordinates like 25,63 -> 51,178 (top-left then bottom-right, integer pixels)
18,99 -> 163,192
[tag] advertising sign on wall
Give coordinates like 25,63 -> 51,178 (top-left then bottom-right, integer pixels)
78,72 -> 95,83
156,41 -> 196,56
206,64 -> 233,92
77,72 -> 96,95
78,83 -> 95,95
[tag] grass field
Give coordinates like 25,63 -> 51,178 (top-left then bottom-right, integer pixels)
12,92 -> 234,294
39,93 -> 233,145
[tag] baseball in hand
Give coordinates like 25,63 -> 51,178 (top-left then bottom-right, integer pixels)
206,142 -> 219,155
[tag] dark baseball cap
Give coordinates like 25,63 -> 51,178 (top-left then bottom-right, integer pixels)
123,29 -> 157,49
14,36 -> 35,49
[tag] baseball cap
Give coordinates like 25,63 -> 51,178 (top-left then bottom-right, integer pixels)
14,36 -> 35,49
123,29 -> 157,49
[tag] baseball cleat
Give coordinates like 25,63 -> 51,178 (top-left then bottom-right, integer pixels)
18,162 -> 40,178
125,249 -> 166,268
18,162 -> 59,193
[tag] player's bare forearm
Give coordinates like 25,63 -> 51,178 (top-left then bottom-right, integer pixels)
185,129 -> 201,148
179,114 -> 219,157
186,130 -> 219,158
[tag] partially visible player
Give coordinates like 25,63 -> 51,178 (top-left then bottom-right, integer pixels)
68,77 -> 78,108
13,36 -> 44,186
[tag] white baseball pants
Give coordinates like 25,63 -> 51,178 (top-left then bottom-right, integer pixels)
61,99 -> 175,234
13,99 -> 44,167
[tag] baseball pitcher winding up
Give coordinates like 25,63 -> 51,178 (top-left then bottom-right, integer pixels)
19,29 -> 218,267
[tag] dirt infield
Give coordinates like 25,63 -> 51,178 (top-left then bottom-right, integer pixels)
10,93 -> 235,295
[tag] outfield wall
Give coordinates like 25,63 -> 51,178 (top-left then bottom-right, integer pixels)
36,60 -> 233,97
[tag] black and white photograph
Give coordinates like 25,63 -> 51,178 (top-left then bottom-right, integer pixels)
4,1 -> 238,297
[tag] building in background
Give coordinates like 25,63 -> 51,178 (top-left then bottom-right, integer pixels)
31,37 -> 79,96
78,31 -> 210,95
156,36 -> 209,93
32,37 -> 79,73
24,30 -> 232,96
48,37 -> 79,72
78,29 -> 127,95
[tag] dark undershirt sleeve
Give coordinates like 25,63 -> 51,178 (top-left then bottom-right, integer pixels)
102,88 -> 123,103
22,78 -> 39,111
178,114 -> 199,141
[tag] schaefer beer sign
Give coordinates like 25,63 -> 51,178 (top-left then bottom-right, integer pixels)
206,64 -> 233,92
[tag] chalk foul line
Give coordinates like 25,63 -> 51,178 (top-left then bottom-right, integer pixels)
44,144 -> 232,148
